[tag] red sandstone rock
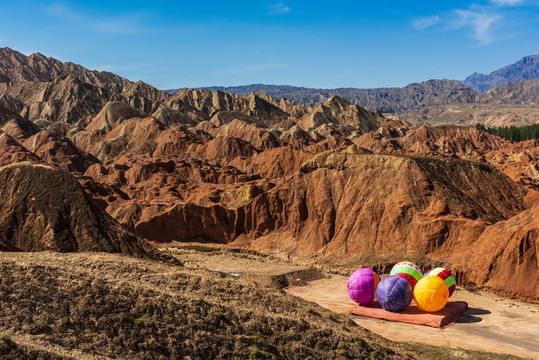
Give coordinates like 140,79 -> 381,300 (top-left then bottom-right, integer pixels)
465,203 -> 539,300
0,131 -> 42,166
0,51 -> 537,299
0,162 -> 180,264
22,131 -> 99,172
297,96 -> 383,134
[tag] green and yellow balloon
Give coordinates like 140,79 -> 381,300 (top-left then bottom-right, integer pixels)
390,261 -> 423,290
425,267 -> 456,297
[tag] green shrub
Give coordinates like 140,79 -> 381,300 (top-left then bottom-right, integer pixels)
60,316 -> 71,326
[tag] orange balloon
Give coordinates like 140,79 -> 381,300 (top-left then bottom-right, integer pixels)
413,275 -> 449,312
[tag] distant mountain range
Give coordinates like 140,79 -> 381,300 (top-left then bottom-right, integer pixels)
181,80 -> 477,112
0,46 -> 538,127
463,55 -> 539,93
166,54 -> 539,111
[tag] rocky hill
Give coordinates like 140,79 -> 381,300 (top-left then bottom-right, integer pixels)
463,54 -> 539,93
0,47 -> 538,302
481,78 -> 539,105
3,47 -> 538,127
0,161 -> 178,264
181,79 -> 478,112
395,79 -> 539,127
187,79 -> 539,122
0,47 -> 130,91
162,55 -> 539,122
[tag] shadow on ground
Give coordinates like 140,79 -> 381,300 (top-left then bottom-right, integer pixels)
457,307 -> 491,323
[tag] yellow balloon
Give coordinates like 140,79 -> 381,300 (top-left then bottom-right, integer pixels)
413,275 -> 449,312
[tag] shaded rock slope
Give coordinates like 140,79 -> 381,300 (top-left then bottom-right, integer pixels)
0,162 -> 178,264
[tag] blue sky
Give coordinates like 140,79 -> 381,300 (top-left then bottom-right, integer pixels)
0,0 -> 538,89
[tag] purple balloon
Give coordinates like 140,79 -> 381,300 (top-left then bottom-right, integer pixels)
376,275 -> 413,312
347,268 -> 380,304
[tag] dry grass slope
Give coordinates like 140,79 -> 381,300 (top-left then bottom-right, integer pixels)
0,252 -> 526,360
0,252 -> 412,360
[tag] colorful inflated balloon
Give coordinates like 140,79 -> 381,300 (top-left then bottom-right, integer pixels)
347,268 -> 380,305
414,275 -> 449,312
390,262 -> 423,290
376,275 -> 413,312
425,267 -> 456,297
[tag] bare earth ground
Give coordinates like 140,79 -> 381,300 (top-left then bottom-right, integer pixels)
1,251 -> 415,360
0,247 -> 533,359
286,276 -> 539,360
169,245 -> 539,359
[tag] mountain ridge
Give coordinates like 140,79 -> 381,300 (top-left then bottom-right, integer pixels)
0,47 -> 130,91
166,54 -> 539,112
168,79 -> 477,112
463,54 -> 539,93
2,46 -> 538,123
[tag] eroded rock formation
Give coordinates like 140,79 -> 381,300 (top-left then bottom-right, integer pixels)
0,46 -> 537,299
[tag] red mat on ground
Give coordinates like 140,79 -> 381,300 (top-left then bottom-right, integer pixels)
350,300 -> 468,329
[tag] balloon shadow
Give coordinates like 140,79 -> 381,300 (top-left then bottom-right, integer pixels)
465,307 -> 491,316
457,307 -> 491,323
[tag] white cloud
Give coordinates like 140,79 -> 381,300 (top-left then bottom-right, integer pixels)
413,15 -> 440,30
267,3 -> 291,15
490,0 -> 524,6
451,9 -> 501,44
411,3 -> 513,45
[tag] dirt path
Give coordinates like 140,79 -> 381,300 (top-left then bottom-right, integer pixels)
169,246 -> 539,358
286,275 -> 539,359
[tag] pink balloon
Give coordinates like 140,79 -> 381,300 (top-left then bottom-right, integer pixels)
347,268 -> 380,304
